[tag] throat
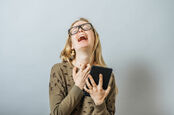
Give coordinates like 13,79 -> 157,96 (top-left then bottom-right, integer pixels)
73,53 -> 94,68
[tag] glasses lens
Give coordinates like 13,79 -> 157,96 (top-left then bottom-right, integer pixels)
70,27 -> 78,35
82,23 -> 92,31
69,23 -> 93,35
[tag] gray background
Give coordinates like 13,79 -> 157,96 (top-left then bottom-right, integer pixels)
0,0 -> 174,115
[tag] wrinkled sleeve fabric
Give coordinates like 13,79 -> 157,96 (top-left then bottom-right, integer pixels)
92,73 -> 117,115
49,64 -> 84,115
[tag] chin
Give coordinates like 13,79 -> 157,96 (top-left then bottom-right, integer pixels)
77,44 -> 89,50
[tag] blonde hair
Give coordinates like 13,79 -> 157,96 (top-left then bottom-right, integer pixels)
60,17 -> 106,67
60,17 -> 118,95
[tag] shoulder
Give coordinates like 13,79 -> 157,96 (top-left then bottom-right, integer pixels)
110,72 -> 118,95
108,72 -> 116,88
49,61 -> 68,81
51,61 -> 67,69
111,72 -> 116,81
50,61 -> 70,73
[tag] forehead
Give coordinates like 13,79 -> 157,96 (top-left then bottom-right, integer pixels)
73,20 -> 88,27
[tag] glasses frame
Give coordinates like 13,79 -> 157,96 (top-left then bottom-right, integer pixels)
68,22 -> 93,35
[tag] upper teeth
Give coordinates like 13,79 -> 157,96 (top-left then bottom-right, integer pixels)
78,36 -> 87,41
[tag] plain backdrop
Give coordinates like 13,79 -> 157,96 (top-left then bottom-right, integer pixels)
0,0 -> 174,115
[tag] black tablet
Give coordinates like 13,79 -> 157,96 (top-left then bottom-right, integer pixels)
83,65 -> 113,96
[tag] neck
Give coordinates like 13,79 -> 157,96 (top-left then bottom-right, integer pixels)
72,48 -> 94,68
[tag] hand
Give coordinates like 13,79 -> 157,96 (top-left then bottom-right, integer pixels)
84,74 -> 111,105
72,64 -> 91,90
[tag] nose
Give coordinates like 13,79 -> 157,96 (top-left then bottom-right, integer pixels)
78,27 -> 84,33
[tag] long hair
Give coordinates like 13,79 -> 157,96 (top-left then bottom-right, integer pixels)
60,18 -> 106,67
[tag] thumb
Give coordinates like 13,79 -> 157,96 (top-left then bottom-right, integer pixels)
72,67 -> 77,80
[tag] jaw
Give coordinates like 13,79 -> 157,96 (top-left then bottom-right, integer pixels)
72,35 -> 94,53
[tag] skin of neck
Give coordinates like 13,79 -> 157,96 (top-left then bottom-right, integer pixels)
72,47 -> 94,68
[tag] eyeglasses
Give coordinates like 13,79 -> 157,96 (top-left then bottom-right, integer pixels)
68,23 -> 93,35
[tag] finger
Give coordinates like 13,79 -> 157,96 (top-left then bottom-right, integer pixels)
80,64 -> 86,71
98,73 -> 103,89
73,67 -> 77,75
84,85 -> 90,93
83,68 -> 90,80
88,74 -> 97,87
85,77 -> 93,89
83,64 -> 91,74
86,70 -> 90,78
72,67 -> 77,80
104,86 -> 111,97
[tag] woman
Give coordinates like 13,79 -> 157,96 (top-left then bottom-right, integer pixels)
49,18 -> 118,115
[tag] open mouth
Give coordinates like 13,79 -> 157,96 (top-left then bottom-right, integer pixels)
78,35 -> 88,42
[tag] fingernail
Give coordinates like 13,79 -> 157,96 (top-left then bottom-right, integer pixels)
88,64 -> 91,67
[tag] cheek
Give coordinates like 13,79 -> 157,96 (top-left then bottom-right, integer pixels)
71,35 -> 78,42
71,37 -> 75,47
71,37 -> 78,48
87,31 -> 95,44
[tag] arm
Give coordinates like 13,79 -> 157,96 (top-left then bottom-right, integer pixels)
92,73 -> 117,115
49,64 -> 84,115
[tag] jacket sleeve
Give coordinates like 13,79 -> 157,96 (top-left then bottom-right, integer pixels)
49,64 -> 84,115
92,73 -> 117,115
